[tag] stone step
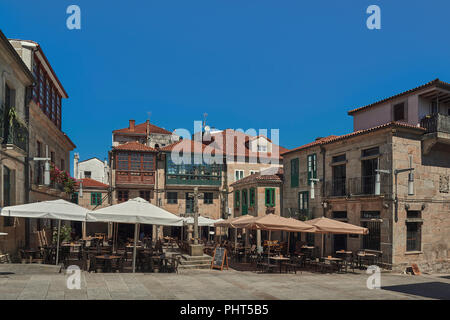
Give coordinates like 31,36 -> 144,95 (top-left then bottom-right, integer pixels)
179,259 -> 212,265
178,263 -> 212,270
181,254 -> 212,262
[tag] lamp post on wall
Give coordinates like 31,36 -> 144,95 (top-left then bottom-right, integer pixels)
309,178 -> 321,200
375,155 -> 414,223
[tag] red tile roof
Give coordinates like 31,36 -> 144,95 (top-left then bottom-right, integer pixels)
113,121 -> 172,135
160,139 -> 221,155
348,78 -> 450,115
230,168 -> 283,187
207,129 -> 288,161
76,178 -> 109,189
113,141 -> 157,152
281,122 -> 425,156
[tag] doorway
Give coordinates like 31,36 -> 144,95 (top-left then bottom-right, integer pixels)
333,234 -> 347,252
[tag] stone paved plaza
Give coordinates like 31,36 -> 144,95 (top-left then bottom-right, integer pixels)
0,264 -> 449,300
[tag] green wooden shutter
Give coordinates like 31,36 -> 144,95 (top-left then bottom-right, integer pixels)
307,154 -> 317,185
234,190 -> 240,208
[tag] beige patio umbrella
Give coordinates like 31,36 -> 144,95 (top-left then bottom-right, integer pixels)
304,217 -> 369,257
232,214 -> 316,261
214,215 -> 255,248
304,217 -> 368,235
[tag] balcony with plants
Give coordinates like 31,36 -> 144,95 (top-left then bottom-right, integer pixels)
0,105 -> 28,156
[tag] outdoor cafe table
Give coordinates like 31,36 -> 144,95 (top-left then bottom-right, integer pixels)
96,255 -> 121,272
322,257 -> 344,272
357,252 -> 377,268
269,256 -> 290,273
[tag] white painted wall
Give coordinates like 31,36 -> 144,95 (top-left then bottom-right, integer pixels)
75,157 -> 109,184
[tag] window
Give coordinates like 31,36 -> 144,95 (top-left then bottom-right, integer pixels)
50,151 -> 55,164
130,153 -> 141,171
406,222 -> 421,252
332,154 -> 346,163
393,102 -> 405,121
140,190 -> 151,201
117,153 -> 129,170
298,191 -> 309,211
290,158 -> 299,187
265,188 -> 275,207
204,192 -> 213,204
332,211 -> 347,219
307,154 -> 317,185
234,190 -> 240,208
84,171 -> 91,179
250,170 -> 258,175
257,144 -> 267,152
249,188 -> 255,206
448,107 -> 450,116
91,192 -> 102,206
167,192 -> 178,204
71,192 -> 78,204
235,170 -> 244,181
361,211 -> 381,251
118,190 -> 129,202
60,159 -> 65,171
362,147 -> 380,158
332,164 -> 346,196
142,154 -> 155,171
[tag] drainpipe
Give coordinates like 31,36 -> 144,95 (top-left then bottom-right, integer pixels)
320,146 -> 326,218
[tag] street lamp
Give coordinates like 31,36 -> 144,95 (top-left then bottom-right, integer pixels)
375,155 -> 414,222
33,145 -> 51,186
309,178 -> 321,199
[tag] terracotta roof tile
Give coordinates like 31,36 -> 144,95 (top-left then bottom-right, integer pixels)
160,139 -> 221,155
348,79 -> 450,115
230,168 -> 283,187
281,122 -> 425,156
208,129 -> 288,161
76,178 -> 109,189
113,122 -> 172,135
113,141 -> 157,152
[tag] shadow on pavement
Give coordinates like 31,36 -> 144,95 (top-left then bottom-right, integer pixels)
382,282 -> 450,300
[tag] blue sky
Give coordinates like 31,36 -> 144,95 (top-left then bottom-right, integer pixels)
1,1 -> 450,173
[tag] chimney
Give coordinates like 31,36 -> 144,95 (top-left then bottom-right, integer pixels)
129,120 -> 135,131
146,120 -> 150,145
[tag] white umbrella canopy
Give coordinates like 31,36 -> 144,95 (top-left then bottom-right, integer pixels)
87,197 -> 183,226
0,199 -> 89,266
87,197 -> 184,273
0,199 -> 89,222
183,216 -> 223,227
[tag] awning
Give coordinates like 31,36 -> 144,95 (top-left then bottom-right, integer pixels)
304,217 -> 369,234
87,197 -> 183,226
232,214 -> 316,233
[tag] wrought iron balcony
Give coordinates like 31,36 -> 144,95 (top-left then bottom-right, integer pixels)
166,174 -> 221,186
325,175 -> 391,197
420,113 -> 450,134
0,108 -> 28,154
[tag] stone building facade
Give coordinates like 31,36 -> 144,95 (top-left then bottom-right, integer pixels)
283,79 -> 450,273
8,38 -> 76,249
0,30 -> 34,255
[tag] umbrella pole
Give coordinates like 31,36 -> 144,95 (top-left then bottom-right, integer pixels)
55,220 -> 61,265
287,232 -> 290,256
267,230 -> 272,263
132,223 -> 139,273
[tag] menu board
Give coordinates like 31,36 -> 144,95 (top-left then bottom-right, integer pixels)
211,247 -> 228,271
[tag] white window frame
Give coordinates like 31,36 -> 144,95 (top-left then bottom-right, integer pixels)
235,170 -> 244,181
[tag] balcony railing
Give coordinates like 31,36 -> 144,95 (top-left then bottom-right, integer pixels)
420,113 -> 450,134
325,175 -> 391,197
166,174 -> 221,186
0,108 -> 28,152
116,170 -> 155,185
